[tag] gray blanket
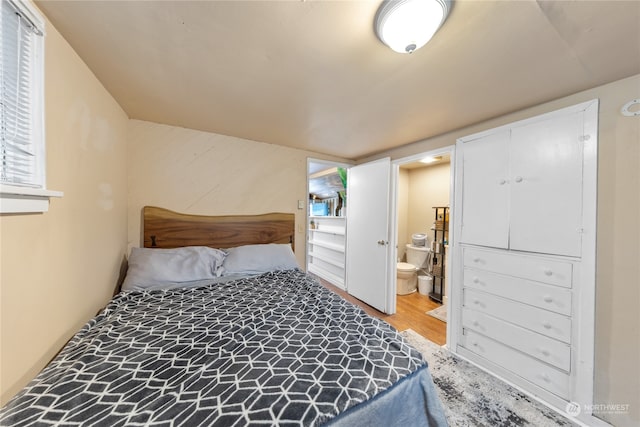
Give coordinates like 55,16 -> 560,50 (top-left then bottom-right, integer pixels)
1,270 -> 446,426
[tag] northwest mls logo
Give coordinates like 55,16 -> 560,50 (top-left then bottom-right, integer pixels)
566,401 -> 581,417
566,401 -> 631,417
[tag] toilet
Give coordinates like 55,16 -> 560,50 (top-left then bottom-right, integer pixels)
397,244 -> 430,295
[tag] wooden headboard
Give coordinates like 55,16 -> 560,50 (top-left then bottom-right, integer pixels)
143,206 -> 295,251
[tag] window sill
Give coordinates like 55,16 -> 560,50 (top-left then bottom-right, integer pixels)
1,184 -> 64,214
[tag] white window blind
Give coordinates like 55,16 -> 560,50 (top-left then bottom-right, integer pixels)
1,0 -> 45,188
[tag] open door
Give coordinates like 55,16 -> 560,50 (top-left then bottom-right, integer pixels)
345,158 -> 391,312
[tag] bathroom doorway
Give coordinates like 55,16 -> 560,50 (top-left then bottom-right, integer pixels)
390,147 -> 454,345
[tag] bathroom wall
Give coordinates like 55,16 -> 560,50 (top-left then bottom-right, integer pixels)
397,163 -> 451,262
404,162 -> 451,299
396,168 -> 409,262
407,162 -> 451,245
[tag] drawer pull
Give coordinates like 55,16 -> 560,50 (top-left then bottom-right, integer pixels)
473,257 -> 481,263
540,349 -> 550,357
472,320 -> 480,327
544,269 -> 553,276
542,321 -> 552,329
473,299 -> 481,306
472,341 -> 479,347
541,373 -> 551,383
499,179 -> 506,185
473,277 -> 480,284
515,176 -> 523,183
543,295 -> 553,303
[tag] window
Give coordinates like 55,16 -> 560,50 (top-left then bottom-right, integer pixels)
1,0 -> 61,213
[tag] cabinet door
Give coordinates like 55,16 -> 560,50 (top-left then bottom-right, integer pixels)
509,112 -> 583,256
459,130 -> 510,248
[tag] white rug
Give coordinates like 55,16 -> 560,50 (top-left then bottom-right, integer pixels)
400,329 -> 578,427
426,304 -> 447,322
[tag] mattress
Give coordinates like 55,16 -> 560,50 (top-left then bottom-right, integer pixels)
1,269 -> 446,426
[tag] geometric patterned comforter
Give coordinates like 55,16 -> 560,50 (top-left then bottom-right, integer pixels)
0,270 -> 439,426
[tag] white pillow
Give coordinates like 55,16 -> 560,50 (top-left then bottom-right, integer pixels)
122,246 -> 226,291
220,244 -> 298,276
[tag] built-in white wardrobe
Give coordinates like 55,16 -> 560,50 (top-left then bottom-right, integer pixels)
451,100 -> 599,423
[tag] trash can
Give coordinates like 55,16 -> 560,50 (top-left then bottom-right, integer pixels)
418,275 -> 432,295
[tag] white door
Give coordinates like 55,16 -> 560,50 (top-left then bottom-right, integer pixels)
459,130 -> 511,248
509,113 -> 584,257
345,158 -> 391,312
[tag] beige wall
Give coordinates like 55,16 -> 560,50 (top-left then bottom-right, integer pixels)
406,163 -> 451,246
0,15 -> 129,404
362,74 -> 640,426
397,168 -> 409,262
397,163 -> 451,261
407,163 -> 451,299
127,120 -> 346,267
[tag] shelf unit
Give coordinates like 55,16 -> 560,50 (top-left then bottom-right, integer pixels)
307,216 -> 346,288
429,206 -> 448,303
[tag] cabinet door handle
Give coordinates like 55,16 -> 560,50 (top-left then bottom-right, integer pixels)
515,176 -> 523,183
377,240 -> 388,245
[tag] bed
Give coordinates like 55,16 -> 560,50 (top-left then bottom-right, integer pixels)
1,207 -> 447,426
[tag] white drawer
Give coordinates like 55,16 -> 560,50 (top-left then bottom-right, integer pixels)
463,288 -> 571,343
462,308 -> 571,372
463,268 -> 572,316
461,329 -> 570,399
463,247 -> 573,288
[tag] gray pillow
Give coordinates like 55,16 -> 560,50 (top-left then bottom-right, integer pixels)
122,246 -> 226,291
220,244 -> 298,276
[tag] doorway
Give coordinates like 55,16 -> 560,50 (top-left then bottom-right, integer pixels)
307,152 -> 455,347
390,147 -> 455,345
306,159 -> 351,290
307,157 -> 393,313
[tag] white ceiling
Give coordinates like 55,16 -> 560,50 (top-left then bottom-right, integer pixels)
37,0 -> 640,159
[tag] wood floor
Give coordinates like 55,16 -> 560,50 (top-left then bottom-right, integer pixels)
317,277 -> 447,345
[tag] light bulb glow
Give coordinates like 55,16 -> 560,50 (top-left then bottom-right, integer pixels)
420,156 -> 441,164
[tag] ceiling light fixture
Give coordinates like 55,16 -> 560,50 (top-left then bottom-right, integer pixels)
420,156 -> 442,164
375,0 -> 451,54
